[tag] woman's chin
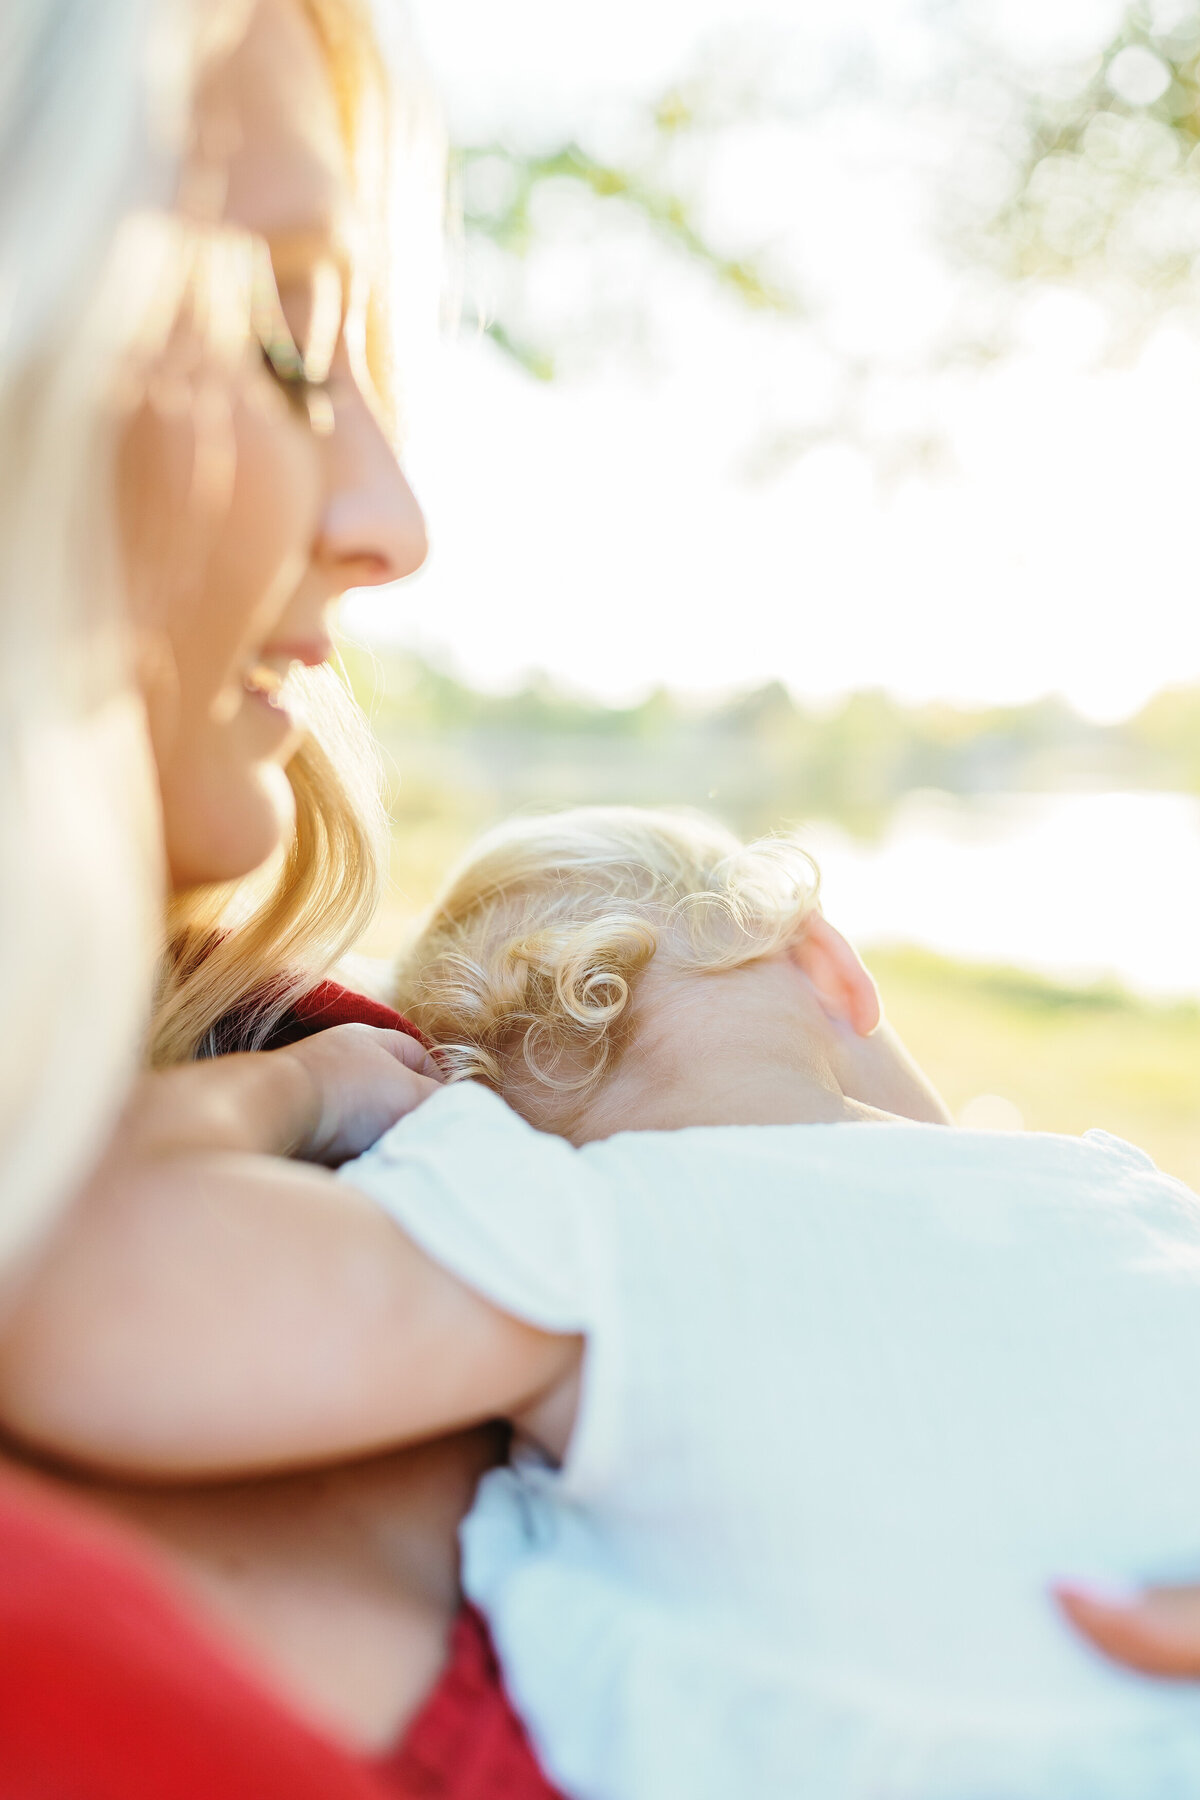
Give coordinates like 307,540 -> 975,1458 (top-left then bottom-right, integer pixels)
164,763 -> 297,893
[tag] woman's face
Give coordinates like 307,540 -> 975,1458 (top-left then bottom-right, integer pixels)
122,0 -> 427,891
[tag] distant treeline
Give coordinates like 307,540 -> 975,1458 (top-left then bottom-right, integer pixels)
345,648 -> 1200,841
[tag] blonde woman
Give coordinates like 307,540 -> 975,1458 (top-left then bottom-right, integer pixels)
0,1 -> 568,1791
0,1 -> 451,1793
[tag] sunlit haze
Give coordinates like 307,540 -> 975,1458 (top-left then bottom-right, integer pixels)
345,0 -> 1200,724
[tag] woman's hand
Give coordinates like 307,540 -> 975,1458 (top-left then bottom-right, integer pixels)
110,1027 -> 442,1172
280,1024 -> 443,1166
1055,1582 -> 1200,1678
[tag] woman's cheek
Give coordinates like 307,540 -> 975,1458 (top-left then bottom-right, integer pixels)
121,354 -> 323,890
223,383 -> 323,631
172,378 -> 320,714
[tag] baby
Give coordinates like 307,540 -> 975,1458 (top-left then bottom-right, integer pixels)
339,805 -> 1200,1800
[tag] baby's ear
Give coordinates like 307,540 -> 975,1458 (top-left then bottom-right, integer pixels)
792,913 -> 881,1038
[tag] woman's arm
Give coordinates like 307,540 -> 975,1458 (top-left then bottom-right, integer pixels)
0,1053 -> 577,1480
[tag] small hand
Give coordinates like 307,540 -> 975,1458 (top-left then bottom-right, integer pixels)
279,1023 -> 443,1167
1054,1581 -> 1200,1678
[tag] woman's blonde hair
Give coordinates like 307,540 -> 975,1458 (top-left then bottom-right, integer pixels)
152,665 -> 389,1063
150,0 -> 443,1066
0,0 -> 254,1271
394,806 -> 821,1131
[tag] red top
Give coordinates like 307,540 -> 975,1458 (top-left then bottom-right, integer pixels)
374,1605 -> 564,1799
0,1463 -> 391,1800
0,978 -> 561,1800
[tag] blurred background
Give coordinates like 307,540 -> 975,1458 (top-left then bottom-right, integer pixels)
346,0 -> 1200,1182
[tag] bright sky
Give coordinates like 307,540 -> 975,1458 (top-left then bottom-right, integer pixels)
346,0 -> 1200,722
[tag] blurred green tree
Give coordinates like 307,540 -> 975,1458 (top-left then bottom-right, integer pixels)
453,5 -> 1200,399
954,3 -> 1200,341
453,72 -> 805,380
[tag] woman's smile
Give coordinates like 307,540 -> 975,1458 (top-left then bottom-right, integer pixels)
241,667 -> 299,734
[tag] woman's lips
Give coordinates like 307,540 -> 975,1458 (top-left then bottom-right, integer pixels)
243,663 -> 290,707
242,665 -> 302,741
239,638 -> 329,734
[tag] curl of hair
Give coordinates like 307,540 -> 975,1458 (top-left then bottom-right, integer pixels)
395,807 -> 820,1127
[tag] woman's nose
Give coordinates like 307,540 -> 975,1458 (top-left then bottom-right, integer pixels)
316,390 -> 428,590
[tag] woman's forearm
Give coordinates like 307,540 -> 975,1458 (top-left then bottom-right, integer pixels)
0,1137 -> 566,1480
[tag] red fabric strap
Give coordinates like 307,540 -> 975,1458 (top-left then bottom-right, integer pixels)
289,978 -> 432,1049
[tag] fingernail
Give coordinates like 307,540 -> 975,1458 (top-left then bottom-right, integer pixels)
1053,1579 -> 1142,1609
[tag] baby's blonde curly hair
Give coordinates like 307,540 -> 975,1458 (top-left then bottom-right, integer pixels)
393,806 -> 821,1129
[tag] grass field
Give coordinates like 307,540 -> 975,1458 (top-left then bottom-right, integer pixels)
870,947 -> 1200,1190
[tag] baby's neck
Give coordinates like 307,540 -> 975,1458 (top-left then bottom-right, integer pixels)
577,1057 -> 889,1141
567,957 -> 904,1143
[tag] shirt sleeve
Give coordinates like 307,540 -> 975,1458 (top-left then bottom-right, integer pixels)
338,1082 -> 607,1335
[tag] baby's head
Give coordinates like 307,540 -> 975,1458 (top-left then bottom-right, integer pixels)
394,805 -> 892,1139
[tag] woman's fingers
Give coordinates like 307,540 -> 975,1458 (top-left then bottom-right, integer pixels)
278,1025 -> 443,1164
1054,1581 -> 1200,1678
381,1029 -> 443,1083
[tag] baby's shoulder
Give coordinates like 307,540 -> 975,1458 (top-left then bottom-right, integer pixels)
581,1116 -> 1192,1219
